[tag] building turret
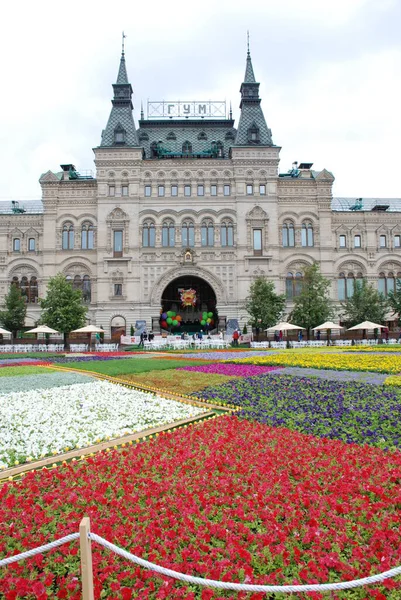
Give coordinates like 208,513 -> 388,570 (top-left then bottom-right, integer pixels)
234,45 -> 273,146
100,45 -> 139,147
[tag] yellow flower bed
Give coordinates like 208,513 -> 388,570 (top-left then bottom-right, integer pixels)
384,376 -> 401,386
346,345 -> 401,352
227,351 -> 401,374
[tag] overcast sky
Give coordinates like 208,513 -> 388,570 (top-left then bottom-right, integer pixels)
1,0 -> 400,200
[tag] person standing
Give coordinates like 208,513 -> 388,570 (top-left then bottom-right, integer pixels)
233,329 -> 239,347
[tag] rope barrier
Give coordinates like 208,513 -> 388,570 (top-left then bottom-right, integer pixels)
88,532 -> 401,594
0,533 -> 79,567
1,527 -> 400,594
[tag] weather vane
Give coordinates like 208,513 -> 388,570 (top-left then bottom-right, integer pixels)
122,31 -> 127,55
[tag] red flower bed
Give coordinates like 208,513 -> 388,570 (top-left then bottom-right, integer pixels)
1,417 -> 401,599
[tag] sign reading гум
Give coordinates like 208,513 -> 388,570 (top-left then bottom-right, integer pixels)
147,100 -> 226,119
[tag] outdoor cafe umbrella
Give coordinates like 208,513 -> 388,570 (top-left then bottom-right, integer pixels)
0,327 -> 11,336
25,325 -> 60,334
347,320 -> 386,341
313,321 -> 343,342
71,325 -> 104,350
347,321 -> 386,331
25,325 -> 60,346
265,321 -> 305,332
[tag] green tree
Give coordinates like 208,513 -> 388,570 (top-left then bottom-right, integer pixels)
244,277 -> 285,332
388,278 -> 401,319
341,278 -> 388,326
289,264 -> 333,338
0,283 -> 27,340
39,273 -> 87,348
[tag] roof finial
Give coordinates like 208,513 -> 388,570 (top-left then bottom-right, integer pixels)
122,31 -> 127,55
141,101 -> 144,120
229,101 -> 232,120
247,30 -> 250,57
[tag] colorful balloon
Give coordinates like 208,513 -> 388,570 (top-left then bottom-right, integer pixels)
207,312 -> 213,318
172,319 -> 178,326
161,320 -> 167,329
176,315 -> 182,322
166,317 -> 173,325
161,312 -> 167,320
206,318 -> 211,323
201,319 -> 206,326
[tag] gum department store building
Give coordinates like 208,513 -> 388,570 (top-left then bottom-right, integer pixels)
0,46 -> 400,338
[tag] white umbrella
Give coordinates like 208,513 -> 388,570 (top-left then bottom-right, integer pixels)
26,325 -> 60,334
348,321 -> 385,330
0,327 -> 11,335
71,325 -> 104,333
313,321 -> 343,331
265,321 -> 305,332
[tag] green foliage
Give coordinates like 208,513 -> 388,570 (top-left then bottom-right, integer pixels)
289,264 -> 333,335
244,277 -> 285,330
341,278 -> 389,326
0,284 -> 27,338
66,358 -> 212,376
0,366 -> 51,378
242,324 -> 248,334
388,278 -> 401,318
39,274 -> 87,342
130,324 -> 134,336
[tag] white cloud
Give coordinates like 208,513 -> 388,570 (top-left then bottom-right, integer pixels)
0,0 -> 399,199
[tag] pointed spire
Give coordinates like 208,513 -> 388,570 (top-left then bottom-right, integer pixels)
229,101 -> 232,120
234,41 -> 273,147
100,38 -> 139,147
141,101 -> 144,120
244,31 -> 256,83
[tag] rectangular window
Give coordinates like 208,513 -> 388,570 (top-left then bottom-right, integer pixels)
171,185 -> 178,196
247,184 -> 253,195
354,235 -> 361,248
338,278 -> 346,301
109,186 -> 115,197
28,238 -> 35,251
184,185 -> 191,197
211,185 -> 217,196
339,235 -> 346,248
144,185 -> 152,197
13,238 -> 20,252
253,229 -> 262,256
346,277 -> 354,298
113,230 -> 123,258
259,184 -> 266,195
158,185 -> 165,197
224,185 -> 230,196
380,235 -> 387,248
394,235 -> 401,248
197,185 -> 204,196
114,284 -> 122,296
122,185 -> 128,196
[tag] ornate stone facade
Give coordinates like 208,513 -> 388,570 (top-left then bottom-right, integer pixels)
0,48 -> 400,335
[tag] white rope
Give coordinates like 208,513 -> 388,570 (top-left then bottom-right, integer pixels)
0,533 -> 79,567
89,532 -> 401,593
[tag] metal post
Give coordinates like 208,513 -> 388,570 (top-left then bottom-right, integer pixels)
80,517 -> 94,600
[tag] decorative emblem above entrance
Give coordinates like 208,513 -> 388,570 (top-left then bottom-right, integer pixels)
182,248 -> 194,265
180,288 -> 197,308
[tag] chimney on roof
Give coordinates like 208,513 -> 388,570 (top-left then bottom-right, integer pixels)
60,164 -> 76,181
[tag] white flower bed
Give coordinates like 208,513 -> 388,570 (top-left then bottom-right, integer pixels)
0,380 -> 206,468
0,372 -> 93,394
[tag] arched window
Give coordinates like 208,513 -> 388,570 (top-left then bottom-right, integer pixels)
181,220 -> 194,247
142,220 -> 156,247
162,220 -> 175,247
286,272 -> 303,298
338,272 -> 362,300
182,141 -> 192,155
82,275 -> 91,304
221,220 -> 234,247
114,125 -> 125,144
282,222 -> 295,247
201,219 -> 214,247
73,275 -> 82,292
379,272 -> 395,296
81,223 -> 94,250
338,272 -> 346,301
11,276 -> 38,303
62,223 -> 74,250
379,234 -> 387,248
216,142 -> 224,157
301,222 -> 314,247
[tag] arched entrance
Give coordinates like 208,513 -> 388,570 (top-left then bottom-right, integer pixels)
161,275 -> 217,333
110,316 -> 126,341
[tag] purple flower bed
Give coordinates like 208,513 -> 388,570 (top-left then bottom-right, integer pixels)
280,367 -> 388,385
178,363 -> 282,377
173,350 -> 276,360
